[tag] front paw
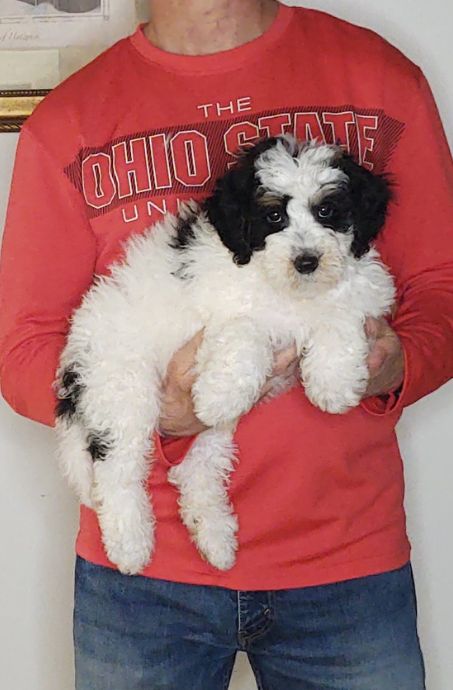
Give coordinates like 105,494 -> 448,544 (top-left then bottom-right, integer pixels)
304,372 -> 368,414
192,378 -> 256,427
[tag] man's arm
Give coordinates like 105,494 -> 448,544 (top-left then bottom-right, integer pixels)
362,68 -> 453,414
0,126 -> 97,426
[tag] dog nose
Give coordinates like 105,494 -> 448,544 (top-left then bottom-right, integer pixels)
294,254 -> 319,274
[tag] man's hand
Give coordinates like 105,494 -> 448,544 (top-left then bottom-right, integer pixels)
159,330 -> 207,437
158,332 -> 299,437
260,342 -> 299,398
364,317 -> 405,398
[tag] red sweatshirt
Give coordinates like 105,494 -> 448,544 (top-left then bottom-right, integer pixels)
1,5 -> 453,589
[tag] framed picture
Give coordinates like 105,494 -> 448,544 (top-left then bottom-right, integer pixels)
0,0 -> 149,131
0,89 -> 49,132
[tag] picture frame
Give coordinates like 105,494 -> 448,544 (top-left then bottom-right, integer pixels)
0,0 -> 148,131
0,89 -> 50,132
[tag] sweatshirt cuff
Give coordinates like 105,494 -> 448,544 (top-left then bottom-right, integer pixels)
360,338 -> 410,417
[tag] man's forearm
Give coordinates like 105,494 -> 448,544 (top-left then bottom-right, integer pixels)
0,333 -> 64,427
392,274 -> 453,407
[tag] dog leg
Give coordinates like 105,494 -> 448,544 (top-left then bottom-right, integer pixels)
168,427 -> 238,571
55,363 -> 96,507
301,316 -> 369,414
55,417 -> 95,508
82,367 -> 160,576
192,318 -> 273,427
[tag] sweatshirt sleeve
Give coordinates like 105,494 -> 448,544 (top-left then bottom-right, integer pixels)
363,68 -> 453,415
0,125 -> 97,426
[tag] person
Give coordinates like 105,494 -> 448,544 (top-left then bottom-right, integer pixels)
1,1 -> 452,688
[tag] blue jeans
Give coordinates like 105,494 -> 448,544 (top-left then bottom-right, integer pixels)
74,557 -> 425,690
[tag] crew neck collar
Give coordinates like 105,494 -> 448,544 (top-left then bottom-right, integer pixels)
129,3 -> 294,74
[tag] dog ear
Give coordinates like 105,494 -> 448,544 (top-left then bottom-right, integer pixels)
204,138 -> 280,265
203,164 -> 255,265
336,155 -> 393,258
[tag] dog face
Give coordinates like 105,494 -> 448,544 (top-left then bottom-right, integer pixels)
204,137 -> 392,296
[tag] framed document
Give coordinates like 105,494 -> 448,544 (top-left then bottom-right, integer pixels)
0,0 -> 148,131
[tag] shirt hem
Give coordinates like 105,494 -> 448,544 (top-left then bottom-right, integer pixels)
74,543 -> 411,591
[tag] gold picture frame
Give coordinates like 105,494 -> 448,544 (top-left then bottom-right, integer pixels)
0,89 -> 50,133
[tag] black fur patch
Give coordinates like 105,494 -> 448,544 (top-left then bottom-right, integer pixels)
87,431 -> 111,462
170,211 -> 199,280
311,188 -> 353,234
333,154 -> 393,258
170,211 -> 198,251
203,137 -> 289,265
56,365 -> 84,420
248,193 -> 290,251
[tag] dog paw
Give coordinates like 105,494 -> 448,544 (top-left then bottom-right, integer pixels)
192,382 -> 255,427
96,494 -> 155,575
106,538 -> 153,576
308,395 -> 360,414
183,509 -> 238,571
306,385 -> 363,414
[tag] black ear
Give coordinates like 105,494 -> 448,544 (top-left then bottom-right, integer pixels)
336,155 -> 393,258
203,138 -> 280,264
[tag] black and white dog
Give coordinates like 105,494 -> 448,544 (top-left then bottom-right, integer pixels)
56,136 -> 395,575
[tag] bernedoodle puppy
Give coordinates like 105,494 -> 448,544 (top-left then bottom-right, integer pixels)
55,136 -> 395,575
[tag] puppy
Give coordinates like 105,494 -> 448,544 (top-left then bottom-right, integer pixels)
55,137 -> 395,575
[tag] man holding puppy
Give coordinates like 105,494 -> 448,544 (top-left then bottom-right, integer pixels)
1,1 -> 453,688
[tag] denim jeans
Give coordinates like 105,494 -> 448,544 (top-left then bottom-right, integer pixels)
74,557 -> 425,690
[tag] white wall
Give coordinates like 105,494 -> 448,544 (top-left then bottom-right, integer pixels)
0,135 -> 78,689
1,2 -> 452,688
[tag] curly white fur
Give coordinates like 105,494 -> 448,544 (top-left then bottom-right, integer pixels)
55,139 -> 395,574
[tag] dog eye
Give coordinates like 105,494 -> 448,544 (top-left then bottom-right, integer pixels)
317,204 -> 334,220
267,211 -> 283,223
